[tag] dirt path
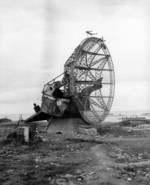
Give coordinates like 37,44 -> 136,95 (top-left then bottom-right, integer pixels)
82,144 -> 129,185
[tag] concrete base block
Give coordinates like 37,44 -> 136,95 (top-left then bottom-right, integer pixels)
47,118 -> 98,135
17,126 -> 29,142
78,125 -> 98,135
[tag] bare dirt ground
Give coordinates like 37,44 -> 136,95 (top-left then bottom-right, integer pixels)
1,121 -> 150,185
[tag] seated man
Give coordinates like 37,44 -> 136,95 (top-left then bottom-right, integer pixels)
33,103 -> 41,113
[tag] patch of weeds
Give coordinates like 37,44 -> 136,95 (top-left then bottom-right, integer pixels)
22,172 -> 36,181
0,118 -> 11,123
0,162 -> 7,172
0,138 -> 12,145
66,138 -> 104,144
100,182 -> 115,185
123,166 -> 137,173
0,176 -> 9,183
0,131 -> 28,146
23,178 -> 49,185
97,125 -> 135,137
28,137 -> 43,146
42,162 -> 81,178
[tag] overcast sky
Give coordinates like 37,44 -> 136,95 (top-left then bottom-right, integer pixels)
0,0 -> 149,114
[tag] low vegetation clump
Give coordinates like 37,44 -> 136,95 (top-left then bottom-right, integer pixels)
0,117 -> 11,123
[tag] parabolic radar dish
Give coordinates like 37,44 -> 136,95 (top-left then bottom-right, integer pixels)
64,37 -> 115,125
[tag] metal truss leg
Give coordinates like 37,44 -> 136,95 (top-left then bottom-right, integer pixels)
45,117 -> 53,132
14,114 -> 23,130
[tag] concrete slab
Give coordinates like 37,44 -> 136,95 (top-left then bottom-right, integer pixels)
47,118 -> 98,135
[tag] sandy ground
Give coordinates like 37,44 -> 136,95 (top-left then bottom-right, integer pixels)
1,121 -> 150,185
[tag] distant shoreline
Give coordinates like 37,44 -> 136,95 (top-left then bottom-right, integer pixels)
0,110 -> 150,122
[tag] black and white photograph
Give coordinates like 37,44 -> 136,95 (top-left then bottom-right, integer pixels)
0,0 -> 150,184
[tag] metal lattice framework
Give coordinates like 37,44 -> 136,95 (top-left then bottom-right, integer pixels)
64,37 -> 115,125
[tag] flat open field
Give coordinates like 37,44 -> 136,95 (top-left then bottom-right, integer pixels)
1,121 -> 150,185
